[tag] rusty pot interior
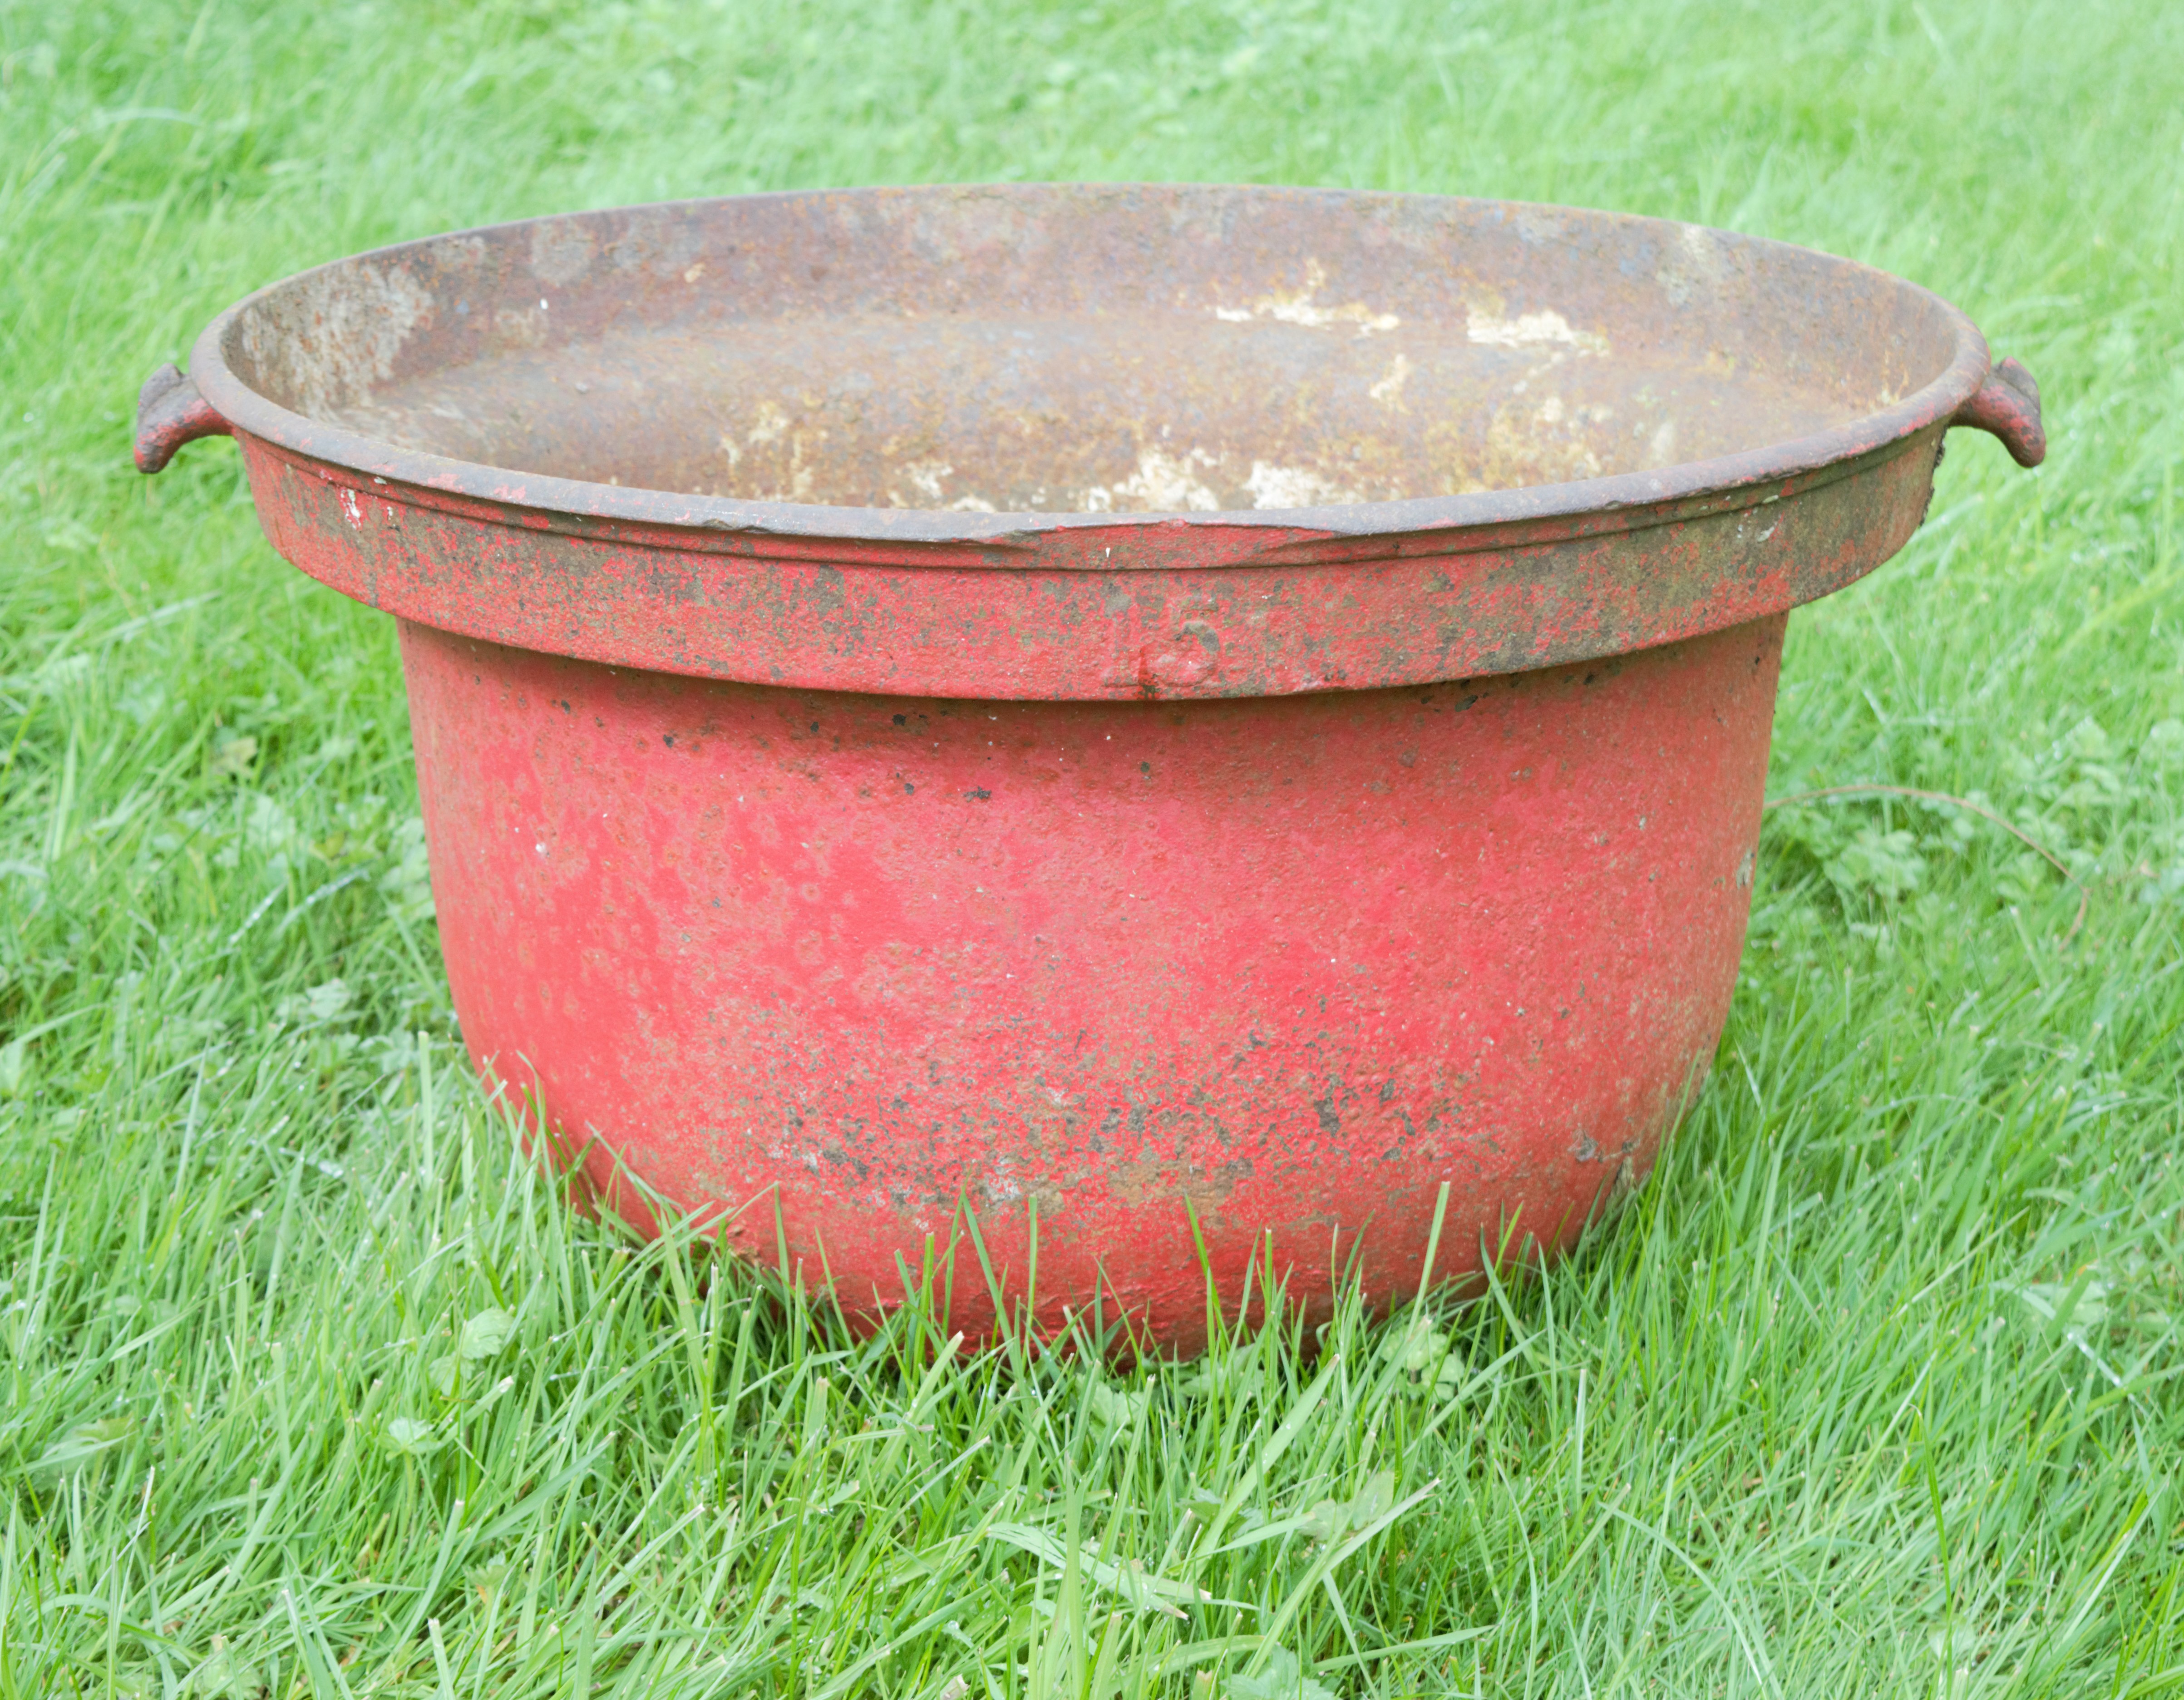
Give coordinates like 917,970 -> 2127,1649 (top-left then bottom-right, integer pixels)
218,185 -> 1967,517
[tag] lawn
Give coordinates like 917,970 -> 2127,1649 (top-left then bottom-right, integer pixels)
3,0 -> 2182,1694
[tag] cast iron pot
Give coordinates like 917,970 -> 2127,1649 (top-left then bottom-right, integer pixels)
138,184 -> 2044,1353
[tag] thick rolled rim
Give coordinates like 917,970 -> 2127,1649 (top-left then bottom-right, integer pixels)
187,185 -> 1994,557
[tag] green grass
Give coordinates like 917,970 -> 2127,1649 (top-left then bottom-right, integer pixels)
3,0 -> 2182,1694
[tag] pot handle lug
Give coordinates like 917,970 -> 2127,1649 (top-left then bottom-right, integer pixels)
1949,355 -> 2044,468
135,362 -> 233,474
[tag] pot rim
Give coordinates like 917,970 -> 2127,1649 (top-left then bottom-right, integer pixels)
185,183 -> 1995,559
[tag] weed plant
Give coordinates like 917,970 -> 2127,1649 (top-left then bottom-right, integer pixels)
1,0 -> 2181,1695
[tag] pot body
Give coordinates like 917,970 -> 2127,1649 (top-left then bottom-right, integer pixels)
404,612 -> 1781,1351
134,186 -> 2048,1354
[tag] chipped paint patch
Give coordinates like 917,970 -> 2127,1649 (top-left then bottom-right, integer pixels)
1368,352 -> 1413,408
893,465 -> 1002,512
1244,460 -> 1363,509
900,460 -> 954,504
745,400 -> 789,445
1213,258 -> 1400,338
1465,306 -> 1608,355
1084,448 -> 1222,513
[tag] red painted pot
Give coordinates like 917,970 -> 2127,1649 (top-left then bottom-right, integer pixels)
140,186 -> 2043,1353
